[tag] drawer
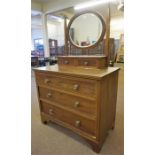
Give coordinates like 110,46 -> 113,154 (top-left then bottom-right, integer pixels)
58,58 -> 74,66
39,87 -> 96,115
36,73 -> 96,97
41,101 -> 96,136
77,59 -> 97,67
57,56 -> 108,69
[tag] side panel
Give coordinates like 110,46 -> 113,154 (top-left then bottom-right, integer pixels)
99,70 -> 119,144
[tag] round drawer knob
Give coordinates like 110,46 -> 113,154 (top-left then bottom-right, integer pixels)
74,101 -> 80,108
84,61 -> 88,65
44,79 -> 50,84
49,109 -> 54,115
73,84 -> 79,90
64,60 -> 69,64
75,120 -> 81,127
47,93 -> 52,98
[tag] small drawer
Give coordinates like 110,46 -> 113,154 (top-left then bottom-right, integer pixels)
41,101 -> 96,136
39,87 -> 96,115
78,59 -> 97,67
58,58 -> 74,66
36,73 -> 97,98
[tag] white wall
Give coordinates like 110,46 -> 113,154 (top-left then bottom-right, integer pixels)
47,20 -> 64,46
31,15 -> 43,50
110,16 -> 124,39
31,14 -> 65,50
31,15 -> 42,26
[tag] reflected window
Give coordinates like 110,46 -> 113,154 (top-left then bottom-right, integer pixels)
34,38 -> 43,50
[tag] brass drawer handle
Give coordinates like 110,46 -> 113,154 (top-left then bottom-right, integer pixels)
73,84 -> 79,90
64,60 -> 69,64
84,61 -> 88,65
49,109 -> 54,115
44,79 -> 50,84
47,93 -> 52,98
75,120 -> 81,127
74,101 -> 80,108
92,136 -> 97,139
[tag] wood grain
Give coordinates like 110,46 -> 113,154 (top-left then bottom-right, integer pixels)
33,65 -> 119,153
41,101 -> 96,136
38,87 -> 97,116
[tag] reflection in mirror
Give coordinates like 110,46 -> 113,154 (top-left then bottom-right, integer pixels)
69,13 -> 103,48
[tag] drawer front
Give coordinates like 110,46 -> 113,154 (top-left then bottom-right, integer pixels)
41,101 -> 96,136
36,73 -> 96,97
58,58 -> 74,66
39,87 -> 96,115
78,59 -> 97,67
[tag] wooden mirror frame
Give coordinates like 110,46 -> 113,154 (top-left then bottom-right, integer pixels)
67,10 -> 106,50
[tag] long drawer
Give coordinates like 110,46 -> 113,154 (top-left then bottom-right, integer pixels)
39,87 -> 96,116
35,73 -> 97,98
41,101 -> 96,136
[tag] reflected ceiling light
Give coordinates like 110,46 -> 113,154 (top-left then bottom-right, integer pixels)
48,15 -> 63,22
74,0 -> 116,10
117,2 -> 124,11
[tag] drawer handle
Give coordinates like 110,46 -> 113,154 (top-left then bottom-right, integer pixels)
64,60 -> 69,64
74,101 -> 80,108
47,93 -> 52,98
44,79 -> 50,84
84,61 -> 88,65
73,84 -> 79,90
75,120 -> 81,127
49,109 -> 54,115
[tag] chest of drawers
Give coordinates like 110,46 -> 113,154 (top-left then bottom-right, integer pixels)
34,65 -> 119,153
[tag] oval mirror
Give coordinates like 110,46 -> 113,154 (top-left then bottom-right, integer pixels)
68,11 -> 106,49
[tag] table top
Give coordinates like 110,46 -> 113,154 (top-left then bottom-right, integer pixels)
33,64 -> 120,80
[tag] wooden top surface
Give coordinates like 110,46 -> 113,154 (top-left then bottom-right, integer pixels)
33,64 -> 120,80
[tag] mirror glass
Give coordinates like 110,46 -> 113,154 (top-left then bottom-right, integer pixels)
69,13 -> 104,48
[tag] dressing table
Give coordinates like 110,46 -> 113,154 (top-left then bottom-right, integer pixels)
33,10 -> 119,153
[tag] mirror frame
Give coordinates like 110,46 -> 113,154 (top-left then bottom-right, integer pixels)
67,10 -> 106,49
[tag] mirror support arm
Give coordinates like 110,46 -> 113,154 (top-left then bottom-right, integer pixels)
104,2 -> 111,64
64,16 -> 68,55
